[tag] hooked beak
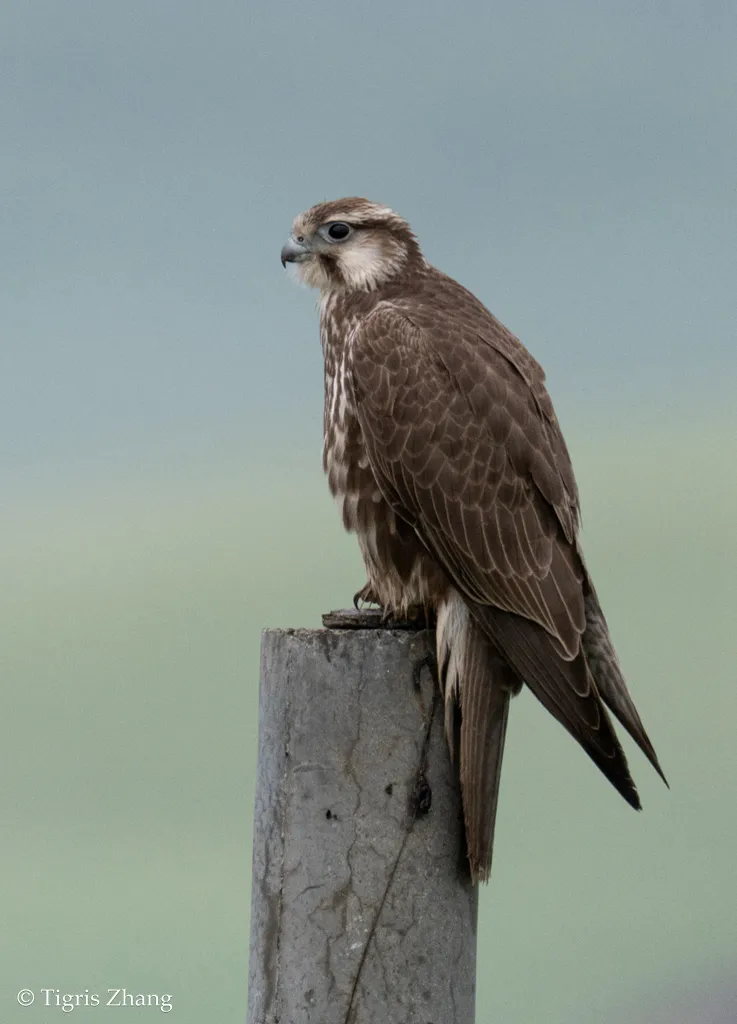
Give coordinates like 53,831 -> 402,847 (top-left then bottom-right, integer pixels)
280,236 -> 311,267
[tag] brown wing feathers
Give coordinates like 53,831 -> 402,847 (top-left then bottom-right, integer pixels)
582,586 -> 667,784
353,307 -> 586,656
351,297 -> 664,815
476,603 -> 642,809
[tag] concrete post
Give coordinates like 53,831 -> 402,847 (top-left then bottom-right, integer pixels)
247,614 -> 478,1024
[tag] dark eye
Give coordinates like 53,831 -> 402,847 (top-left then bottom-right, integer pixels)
327,222 -> 351,241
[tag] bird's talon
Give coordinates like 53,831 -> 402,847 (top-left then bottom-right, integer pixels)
353,582 -> 381,611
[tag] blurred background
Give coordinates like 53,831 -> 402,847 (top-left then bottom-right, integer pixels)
2,2 -> 735,1021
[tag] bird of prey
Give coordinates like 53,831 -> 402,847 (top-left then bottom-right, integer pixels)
281,197 -> 666,883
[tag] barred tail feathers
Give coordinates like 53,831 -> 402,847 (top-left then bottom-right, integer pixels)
437,591 -> 520,883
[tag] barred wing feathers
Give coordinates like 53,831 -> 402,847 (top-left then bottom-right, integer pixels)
348,295 -> 663,806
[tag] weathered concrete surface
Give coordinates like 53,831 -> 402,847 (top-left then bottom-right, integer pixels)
247,626 -> 478,1024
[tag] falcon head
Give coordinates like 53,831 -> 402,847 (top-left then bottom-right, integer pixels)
280,197 -> 423,292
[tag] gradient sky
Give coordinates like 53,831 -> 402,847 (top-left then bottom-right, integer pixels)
2,1 -> 735,494
3,6 -> 737,1023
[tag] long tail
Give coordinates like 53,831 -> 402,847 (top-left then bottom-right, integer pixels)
436,588 -> 666,884
437,591 -> 520,883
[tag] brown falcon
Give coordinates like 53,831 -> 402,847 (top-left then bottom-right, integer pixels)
281,197 -> 666,883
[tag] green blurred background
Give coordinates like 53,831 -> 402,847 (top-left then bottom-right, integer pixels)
2,3 -> 735,1022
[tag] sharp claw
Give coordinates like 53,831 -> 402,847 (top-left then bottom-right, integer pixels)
353,582 -> 383,612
